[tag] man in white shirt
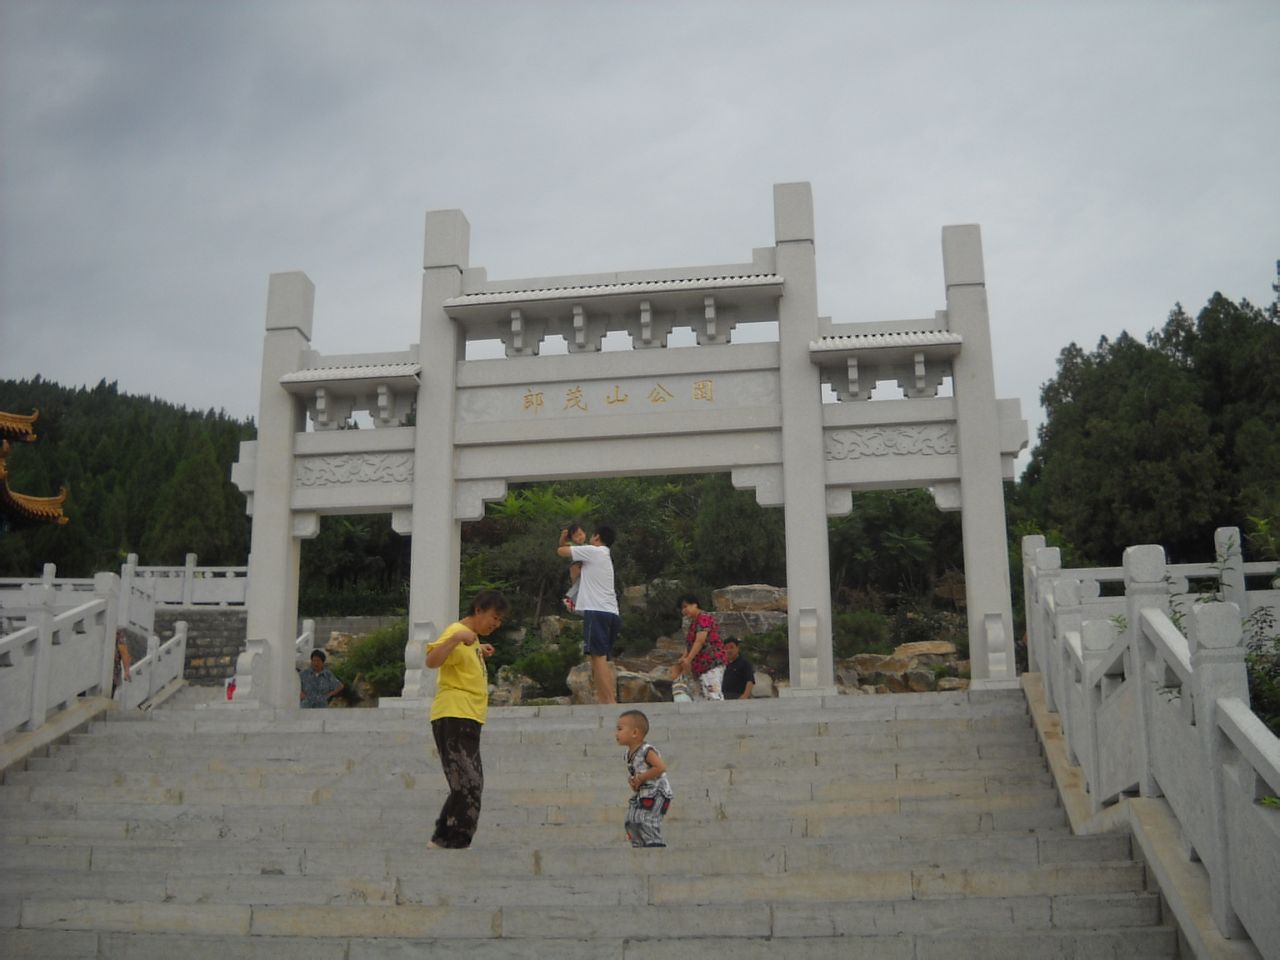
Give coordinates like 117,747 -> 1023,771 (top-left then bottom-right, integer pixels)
557,524 -> 619,704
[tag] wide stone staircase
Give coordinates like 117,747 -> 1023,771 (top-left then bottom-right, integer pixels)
0,688 -> 1179,958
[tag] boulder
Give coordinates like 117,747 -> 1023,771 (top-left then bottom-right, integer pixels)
714,610 -> 788,639
937,677 -> 971,692
324,631 -> 357,658
750,672 -> 775,698
905,668 -> 936,693
489,666 -> 540,707
566,662 -> 671,704
893,641 -> 957,659
713,584 -> 788,613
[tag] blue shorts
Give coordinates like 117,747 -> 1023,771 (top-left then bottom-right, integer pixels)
581,610 -> 620,658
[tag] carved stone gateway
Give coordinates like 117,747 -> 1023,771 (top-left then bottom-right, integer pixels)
231,183 -> 1027,710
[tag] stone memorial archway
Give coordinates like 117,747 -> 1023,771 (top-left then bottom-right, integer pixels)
231,183 -> 1027,709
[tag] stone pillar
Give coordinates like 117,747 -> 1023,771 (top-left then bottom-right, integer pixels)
1214,527 -> 1247,615
1049,578 -> 1083,742
243,272 -> 313,710
1080,618 -> 1117,813
407,210 -> 471,701
944,226 -> 1016,680
1189,601 -> 1249,938
1123,543 -> 1170,798
94,572 -> 120,699
1020,534 -> 1046,672
773,183 -> 835,695
1030,544 -> 1063,679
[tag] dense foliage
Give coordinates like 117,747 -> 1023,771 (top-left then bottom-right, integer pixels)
0,377 -> 252,575
1016,275 -> 1280,566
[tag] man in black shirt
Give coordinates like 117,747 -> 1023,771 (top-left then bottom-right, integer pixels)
722,637 -> 755,700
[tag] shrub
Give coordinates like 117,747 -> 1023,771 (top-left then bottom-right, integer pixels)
332,619 -> 408,697
889,604 -> 968,658
832,610 -> 892,659
512,622 -> 583,698
1245,606 -> 1280,735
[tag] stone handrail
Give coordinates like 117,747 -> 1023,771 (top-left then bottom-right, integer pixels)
121,553 -> 248,610
3,555 -> 248,640
0,573 -> 119,741
118,622 -> 189,712
1023,527 -> 1280,954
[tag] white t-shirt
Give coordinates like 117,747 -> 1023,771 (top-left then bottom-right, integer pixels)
569,544 -> 619,615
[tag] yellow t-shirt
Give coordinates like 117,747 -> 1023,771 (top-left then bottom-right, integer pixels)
427,620 -> 488,724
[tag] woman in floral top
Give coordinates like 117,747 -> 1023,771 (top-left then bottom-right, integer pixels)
671,593 -> 728,701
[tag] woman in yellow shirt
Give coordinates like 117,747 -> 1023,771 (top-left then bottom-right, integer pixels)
425,589 -> 509,849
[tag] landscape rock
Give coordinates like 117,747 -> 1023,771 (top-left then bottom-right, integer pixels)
713,584 -> 788,613
905,668 -> 936,693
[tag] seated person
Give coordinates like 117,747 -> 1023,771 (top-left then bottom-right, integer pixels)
722,636 -> 755,701
299,649 -> 344,708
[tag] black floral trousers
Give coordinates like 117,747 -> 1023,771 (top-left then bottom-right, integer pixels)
431,716 -> 484,848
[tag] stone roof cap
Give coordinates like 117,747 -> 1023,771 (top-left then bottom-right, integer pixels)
280,362 -> 422,386
444,273 -> 783,308
809,330 -> 963,352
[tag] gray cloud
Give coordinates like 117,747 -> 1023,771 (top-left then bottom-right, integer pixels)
2,0 -> 1277,465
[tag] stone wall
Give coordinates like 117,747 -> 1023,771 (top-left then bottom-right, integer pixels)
154,608 -> 247,685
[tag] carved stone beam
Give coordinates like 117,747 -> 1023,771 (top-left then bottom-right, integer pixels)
572,305 -> 588,351
704,296 -> 717,342
639,300 -> 654,346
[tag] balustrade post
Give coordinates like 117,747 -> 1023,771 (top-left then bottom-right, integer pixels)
94,573 -> 121,698
1214,527 -> 1247,616
1020,535 -> 1046,672
144,634 -> 160,702
26,583 -> 54,729
1124,544 -> 1170,799
1050,578 -> 1083,757
119,554 -> 137,631
183,554 -> 197,606
1190,601 -> 1250,939
1081,619 -> 1116,813
1030,545 -> 1062,680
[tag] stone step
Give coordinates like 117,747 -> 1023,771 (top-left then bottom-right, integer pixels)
0,805 -> 1070,846
0,832 -> 1133,877
1,764 -> 1054,804
0,911 -> 1177,957
0,688 -> 1176,957
1,858 -> 1149,909
0,782 -> 1063,829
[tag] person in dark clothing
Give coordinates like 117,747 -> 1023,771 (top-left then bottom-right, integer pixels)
721,637 -> 755,701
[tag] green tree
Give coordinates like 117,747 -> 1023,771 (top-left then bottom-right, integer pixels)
1020,333 -> 1223,563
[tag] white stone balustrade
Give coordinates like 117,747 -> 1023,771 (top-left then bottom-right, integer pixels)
0,573 -> 118,740
1023,527 -> 1280,953
118,621 -> 189,712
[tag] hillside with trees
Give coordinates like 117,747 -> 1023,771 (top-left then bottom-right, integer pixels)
1013,270 -> 1279,566
0,377 -> 252,576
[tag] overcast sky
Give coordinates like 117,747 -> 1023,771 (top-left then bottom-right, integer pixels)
2,0 -> 1277,475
